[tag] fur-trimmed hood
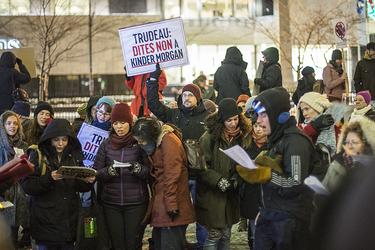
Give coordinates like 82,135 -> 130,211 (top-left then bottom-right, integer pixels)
336,115 -> 375,154
156,124 -> 182,147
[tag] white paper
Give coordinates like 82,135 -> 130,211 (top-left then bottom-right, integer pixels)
113,160 -> 131,168
0,201 -> 14,209
221,145 -> 257,169
14,148 -> 24,158
304,175 -> 330,196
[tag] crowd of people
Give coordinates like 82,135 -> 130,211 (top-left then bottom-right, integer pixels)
0,41 -> 374,250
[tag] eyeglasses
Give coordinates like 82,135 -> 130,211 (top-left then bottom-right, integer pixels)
354,98 -> 364,102
97,110 -> 111,117
344,141 -> 360,146
182,93 -> 195,98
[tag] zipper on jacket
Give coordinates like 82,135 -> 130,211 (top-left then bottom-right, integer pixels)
120,149 -> 124,206
261,184 -> 266,209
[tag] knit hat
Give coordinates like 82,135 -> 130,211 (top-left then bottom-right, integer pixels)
182,84 -> 201,102
203,99 -> 216,113
298,92 -> 331,114
96,96 -> 116,109
367,42 -> 375,51
34,101 -> 54,117
111,103 -> 133,125
77,103 -> 87,118
356,91 -> 372,106
236,94 -> 250,105
245,96 -> 257,111
332,49 -> 342,61
301,66 -> 315,76
216,98 -> 242,122
87,95 -> 100,111
11,101 -> 30,117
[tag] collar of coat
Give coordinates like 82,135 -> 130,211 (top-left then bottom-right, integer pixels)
156,124 -> 175,147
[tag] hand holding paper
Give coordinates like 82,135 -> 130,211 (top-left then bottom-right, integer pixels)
113,160 -> 131,168
220,145 -> 257,169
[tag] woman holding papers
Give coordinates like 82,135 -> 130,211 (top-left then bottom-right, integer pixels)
196,98 -> 252,249
0,110 -> 29,249
93,103 -> 151,250
20,119 -> 93,250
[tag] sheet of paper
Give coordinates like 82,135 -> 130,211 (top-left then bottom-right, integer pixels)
221,145 -> 257,169
304,175 -> 330,196
113,160 -> 131,168
14,148 -> 24,158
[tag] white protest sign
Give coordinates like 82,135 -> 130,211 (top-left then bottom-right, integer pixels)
119,17 -> 189,76
77,123 -> 109,167
331,18 -> 347,49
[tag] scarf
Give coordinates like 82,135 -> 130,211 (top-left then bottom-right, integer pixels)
350,105 -> 372,120
252,130 -> 268,148
92,119 -> 111,131
110,132 -> 134,150
7,133 -> 20,149
223,127 -> 240,143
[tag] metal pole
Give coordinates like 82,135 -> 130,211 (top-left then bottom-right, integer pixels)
89,0 -> 93,96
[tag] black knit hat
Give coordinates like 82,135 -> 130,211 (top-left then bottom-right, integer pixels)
34,101 -> 54,117
216,98 -> 242,122
332,49 -> 342,61
11,101 -> 30,117
301,66 -> 315,76
367,42 -> 375,51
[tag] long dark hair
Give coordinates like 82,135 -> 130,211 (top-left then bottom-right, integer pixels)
131,117 -> 161,143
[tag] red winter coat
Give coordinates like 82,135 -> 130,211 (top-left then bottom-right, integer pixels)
142,125 -> 195,227
125,72 -> 167,116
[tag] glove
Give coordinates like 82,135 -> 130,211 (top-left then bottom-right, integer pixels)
217,178 -> 238,192
254,78 -> 259,85
108,165 -> 120,177
254,155 -> 283,173
236,165 -> 271,184
149,63 -> 162,80
310,114 -> 334,132
129,162 -> 142,176
167,209 -> 180,222
16,58 -> 22,65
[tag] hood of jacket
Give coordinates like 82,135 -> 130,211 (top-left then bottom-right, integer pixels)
336,115 -> 375,154
0,111 -> 23,156
156,124 -> 180,147
364,50 -> 374,60
221,46 -> 248,70
262,47 -> 279,65
0,52 -> 16,68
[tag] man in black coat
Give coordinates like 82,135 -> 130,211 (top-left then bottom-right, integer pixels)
254,47 -> 282,93
0,52 -> 31,114
213,46 -> 251,104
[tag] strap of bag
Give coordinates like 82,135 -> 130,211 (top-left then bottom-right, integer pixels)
139,74 -> 146,116
28,144 -> 47,175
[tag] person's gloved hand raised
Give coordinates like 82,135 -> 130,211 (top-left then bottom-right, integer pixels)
167,209 -> 180,222
149,63 -> 162,80
16,58 -> 22,65
310,114 -> 334,132
128,162 -> 142,176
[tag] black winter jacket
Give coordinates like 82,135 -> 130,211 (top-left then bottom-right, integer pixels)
20,119 -> 92,245
254,48 -> 282,92
0,52 -> 31,114
213,47 -> 251,104
93,136 -> 151,205
147,79 -> 211,141
354,54 -> 375,100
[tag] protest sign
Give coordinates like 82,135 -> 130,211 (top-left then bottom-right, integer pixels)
56,166 -> 97,182
119,17 -> 189,76
77,123 -> 109,167
331,18 -> 347,49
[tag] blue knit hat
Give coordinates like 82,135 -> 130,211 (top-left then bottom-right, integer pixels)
96,96 -> 116,109
11,101 -> 31,117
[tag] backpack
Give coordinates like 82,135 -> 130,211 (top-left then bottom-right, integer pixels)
313,79 -> 325,94
183,139 -> 207,171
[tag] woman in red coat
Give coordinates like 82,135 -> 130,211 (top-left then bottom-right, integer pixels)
132,117 -> 195,250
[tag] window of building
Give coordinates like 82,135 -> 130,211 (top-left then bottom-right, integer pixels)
164,0 -> 180,18
0,0 -> 29,15
254,0 -> 273,17
109,0 -> 147,14
201,0 -> 233,18
235,0 -> 252,18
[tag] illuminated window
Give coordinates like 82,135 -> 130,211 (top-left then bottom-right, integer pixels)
164,0 -> 180,18
254,0 -> 273,17
109,0 -> 147,13
0,0 -> 29,15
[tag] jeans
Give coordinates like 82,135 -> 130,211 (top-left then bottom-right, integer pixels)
37,243 -> 74,250
203,225 -> 231,250
152,225 -> 188,250
189,179 -> 206,249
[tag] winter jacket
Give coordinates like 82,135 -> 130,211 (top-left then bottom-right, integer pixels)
193,79 -> 216,102
354,51 -> 375,99
125,72 -> 167,116
93,136 -> 151,205
147,78 -> 211,141
20,119 -> 92,245
292,75 -> 315,105
323,63 -> 344,99
260,122 -> 314,224
299,123 -> 341,147
142,125 -> 196,227
254,47 -> 282,93
0,52 -> 31,114
213,47 -> 251,104
195,113 -> 251,228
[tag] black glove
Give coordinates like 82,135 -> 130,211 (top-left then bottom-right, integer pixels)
254,78 -> 259,85
128,162 -> 142,176
16,58 -> 22,65
167,209 -> 180,222
310,114 -> 334,131
149,63 -> 162,80
108,165 -> 120,177
217,178 -> 238,192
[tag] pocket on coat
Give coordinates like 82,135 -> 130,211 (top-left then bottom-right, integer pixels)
35,201 -> 56,225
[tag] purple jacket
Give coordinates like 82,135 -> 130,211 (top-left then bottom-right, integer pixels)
93,137 -> 151,205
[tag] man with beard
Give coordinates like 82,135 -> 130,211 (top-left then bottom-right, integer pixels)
147,63 -> 211,250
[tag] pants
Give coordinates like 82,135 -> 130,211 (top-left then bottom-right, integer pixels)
152,225 -> 188,250
189,179 -> 206,249
254,214 -> 310,250
37,243 -> 74,250
102,201 -> 148,250
248,219 -> 256,248
203,225 -> 231,250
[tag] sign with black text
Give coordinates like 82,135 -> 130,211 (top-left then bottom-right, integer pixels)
119,17 -> 189,76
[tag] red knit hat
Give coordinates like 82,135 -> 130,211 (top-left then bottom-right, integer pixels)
182,84 -> 201,102
236,94 -> 250,104
111,103 -> 133,125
